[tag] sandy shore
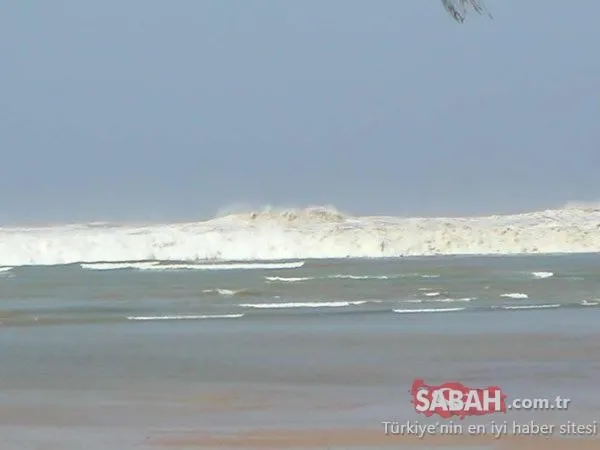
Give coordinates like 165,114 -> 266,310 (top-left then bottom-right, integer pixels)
152,427 -> 600,449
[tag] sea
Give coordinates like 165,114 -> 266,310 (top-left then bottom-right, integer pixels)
1,254 -> 599,449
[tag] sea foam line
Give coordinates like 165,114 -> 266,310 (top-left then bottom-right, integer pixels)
501,304 -> 560,310
427,297 -> 474,303
501,293 -> 529,299
327,274 -> 396,280
265,276 -> 315,282
264,274 -> 399,283
532,271 -> 554,279
127,314 -> 244,321
239,301 -> 371,309
393,307 -> 465,314
140,261 -> 305,271
202,288 -> 246,296
82,261 -> 304,271
81,262 -> 160,270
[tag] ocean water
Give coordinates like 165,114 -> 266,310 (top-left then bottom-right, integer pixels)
1,254 -> 599,326
1,254 -> 600,449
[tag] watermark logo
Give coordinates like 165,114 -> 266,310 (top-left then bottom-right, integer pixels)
410,379 -> 507,419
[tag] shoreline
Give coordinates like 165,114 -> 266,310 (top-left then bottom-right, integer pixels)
151,427 -> 600,449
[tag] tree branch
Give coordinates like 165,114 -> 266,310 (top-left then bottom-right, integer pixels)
441,0 -> 492,23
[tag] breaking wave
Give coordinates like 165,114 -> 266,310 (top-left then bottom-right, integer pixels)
81,262 -> 160,270
501,304 -> 560,310
239,300 -> 375,309
501,293 -> 529,299
327,274 -> 395,280
202,288 -> 248,296
427,297 -> 474,303
265,276 -> 315,282
81,261 -> 304,271
264,274 -> 399,283
531,271 -> 554,279
2,205 -> 600,266
127,314 -> 244,321
393,307 -> 466,314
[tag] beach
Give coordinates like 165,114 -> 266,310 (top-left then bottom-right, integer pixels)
1,250 -> 599,449
3,0 -> 599,445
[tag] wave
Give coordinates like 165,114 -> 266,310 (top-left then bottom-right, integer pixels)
265,276 -> 315,282
265,274 -> 401,283
202,289 -> 248,296
327,274 -> 396,280
393,307 -> 465,314
531,271 -> 554,279
127,314 -> 244,321
81,261 -> 304,271
81,262 -> 160,270
140,261 -> 305,271
239,300 -> 374,309
2,205 -> 600,266
427,297 -> 473,303
501,292 -> 528,299
0,267 -> 13,273
501,304 -> 560,310
581,300 -> 599,306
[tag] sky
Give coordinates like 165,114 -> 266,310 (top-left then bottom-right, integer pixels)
1,0 -> 599,224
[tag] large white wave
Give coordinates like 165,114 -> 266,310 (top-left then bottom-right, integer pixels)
1,205 -> 600,266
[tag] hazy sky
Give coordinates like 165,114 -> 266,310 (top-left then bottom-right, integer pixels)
1,0 -> 599,224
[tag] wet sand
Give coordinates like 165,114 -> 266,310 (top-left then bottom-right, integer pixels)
153,428 -> 600,449
3,304 -> 600,449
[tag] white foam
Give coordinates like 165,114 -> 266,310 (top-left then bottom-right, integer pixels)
265,276 -> 314,282
423,292 -> 441,297
0,267 -> 13,273
393,307 -> 465,314
82,261 -> 304,271
428,297 -> 474,303
327,274 -> 393,280
81,262 -> 160,270
501,293 -> 529,299
3,205 -> 600,266
265,274 -> 396,282
127,314 -> 244,321
202,289 -> 244,296
501,304 -> 560,310
531,271 -> 554,279
581,300 -> 599,306
144,261 -> 304,270
239,301 -> 369,309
